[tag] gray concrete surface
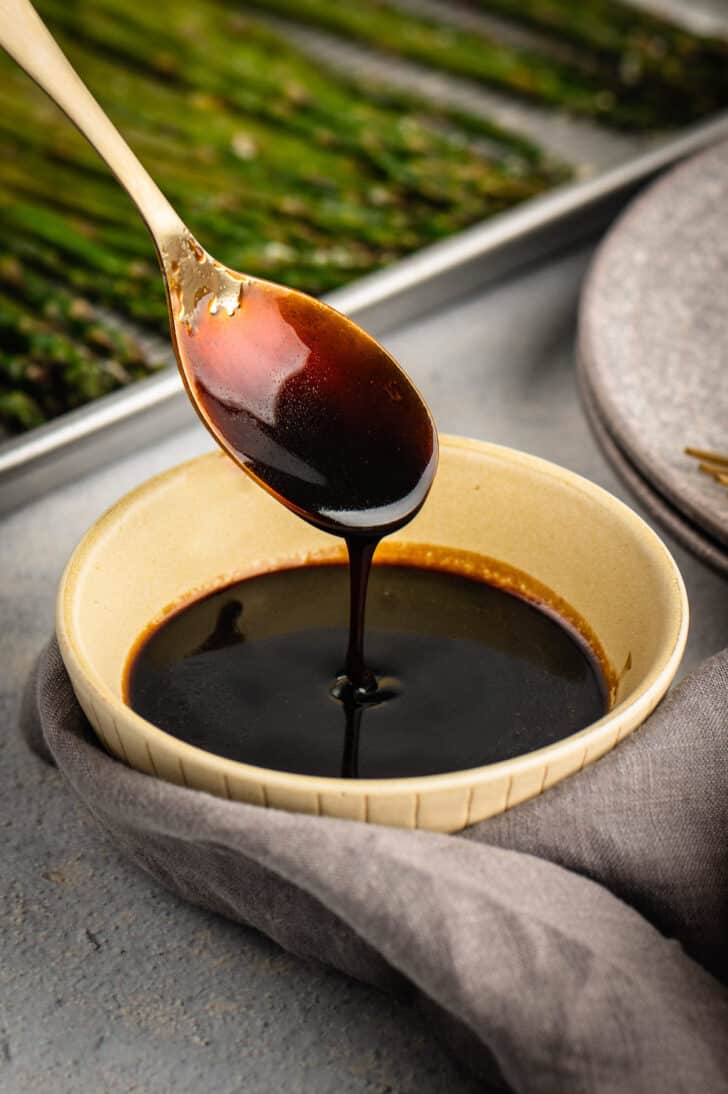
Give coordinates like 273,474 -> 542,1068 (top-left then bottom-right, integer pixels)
1,245 -> 726,1093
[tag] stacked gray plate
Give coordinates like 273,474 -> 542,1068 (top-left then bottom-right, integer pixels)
578,139 -> 728,576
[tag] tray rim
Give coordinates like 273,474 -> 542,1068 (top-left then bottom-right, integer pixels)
3,111 -> 728,513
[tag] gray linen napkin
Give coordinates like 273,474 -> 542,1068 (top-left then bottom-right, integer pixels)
21,640 -> 728,1093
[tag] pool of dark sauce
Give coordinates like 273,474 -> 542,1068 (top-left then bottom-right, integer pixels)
126,553 -> 609,780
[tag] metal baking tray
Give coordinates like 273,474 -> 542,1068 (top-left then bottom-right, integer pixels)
2,112 -> 728,515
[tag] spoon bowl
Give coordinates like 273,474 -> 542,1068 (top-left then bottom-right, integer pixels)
164,237 -> 437,536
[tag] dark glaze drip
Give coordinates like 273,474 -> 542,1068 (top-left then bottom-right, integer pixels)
125,561 -> 608,780
343,537 -> 377,690
175,282 -> 438,692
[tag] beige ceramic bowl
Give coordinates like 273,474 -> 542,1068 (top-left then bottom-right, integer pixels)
57,436 -> 688,833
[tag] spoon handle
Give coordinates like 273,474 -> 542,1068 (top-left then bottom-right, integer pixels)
0,0 -> 185,247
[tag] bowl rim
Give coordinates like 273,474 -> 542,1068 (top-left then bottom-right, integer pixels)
56,434 -> 689,800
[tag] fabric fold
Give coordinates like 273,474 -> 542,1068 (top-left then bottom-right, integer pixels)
473,649 -> 728,978
21,640 -> 728,1092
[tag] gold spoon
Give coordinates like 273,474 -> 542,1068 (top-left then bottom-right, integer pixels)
0,0 -> 438,539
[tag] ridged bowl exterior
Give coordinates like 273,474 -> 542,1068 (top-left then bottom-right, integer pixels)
57,437 -> 688,833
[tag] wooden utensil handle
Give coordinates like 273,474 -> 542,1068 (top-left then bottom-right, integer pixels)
0,0 -> 184,245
